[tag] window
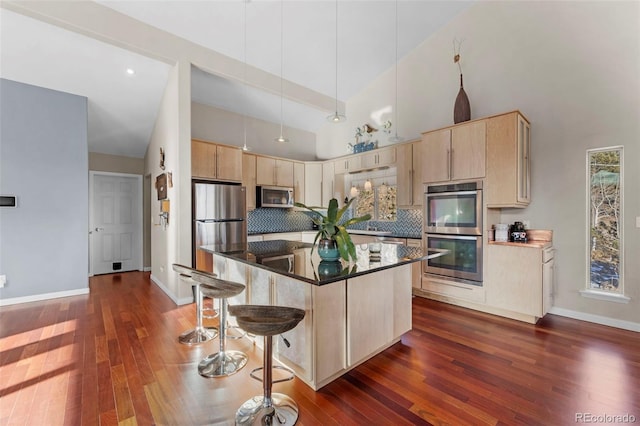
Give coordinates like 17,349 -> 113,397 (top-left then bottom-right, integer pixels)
585,146 -> 626,300
353,183 -> 397,221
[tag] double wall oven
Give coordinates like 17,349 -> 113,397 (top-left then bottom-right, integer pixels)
423,180 -> 483,284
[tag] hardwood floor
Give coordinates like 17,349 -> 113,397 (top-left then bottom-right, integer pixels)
1,271 -> 638,425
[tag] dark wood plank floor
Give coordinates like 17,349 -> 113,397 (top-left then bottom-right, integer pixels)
1,271 -> 638,425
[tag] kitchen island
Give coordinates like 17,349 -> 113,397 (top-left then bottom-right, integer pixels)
201,240 -> 435,390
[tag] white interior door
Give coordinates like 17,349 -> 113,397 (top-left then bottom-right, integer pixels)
90,172 -> 142,275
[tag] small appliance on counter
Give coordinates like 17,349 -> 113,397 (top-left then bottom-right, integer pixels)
509,221 -> 528,242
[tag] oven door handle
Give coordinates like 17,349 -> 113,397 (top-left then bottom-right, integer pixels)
425,233 -> 480,241
425,190 -> 480,197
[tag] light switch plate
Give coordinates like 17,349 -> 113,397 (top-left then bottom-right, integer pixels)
0,275 -> 6,288
636,216 -> 640,228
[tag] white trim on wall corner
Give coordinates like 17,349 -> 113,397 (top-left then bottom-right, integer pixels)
0,288 -> 90,306
548,306 -> 640,333
150,274 -> 192,306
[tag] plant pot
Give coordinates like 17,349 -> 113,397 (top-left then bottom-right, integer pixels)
317,238 -> 340,261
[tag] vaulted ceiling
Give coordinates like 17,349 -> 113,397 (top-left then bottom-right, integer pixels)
0,1 -> 473,158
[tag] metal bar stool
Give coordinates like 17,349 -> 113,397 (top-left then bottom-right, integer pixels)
172,264 -> 218,345
229,304 -> 305,426
191,271 -> 248,378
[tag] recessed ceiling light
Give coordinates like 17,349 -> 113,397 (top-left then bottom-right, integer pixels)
126,68 -> 136,75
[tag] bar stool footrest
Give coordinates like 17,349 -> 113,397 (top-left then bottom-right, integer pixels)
249,365 -> 295,384
224,324 -> 248,340
201,308 -> 219,319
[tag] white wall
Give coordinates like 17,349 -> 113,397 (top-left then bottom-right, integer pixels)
145,61 -> 193,304
317,1 -> 640,327
0,79 -> 89,303
191,102 -> 318,161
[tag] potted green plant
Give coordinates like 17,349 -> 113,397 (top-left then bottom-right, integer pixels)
294,198 -> 371,262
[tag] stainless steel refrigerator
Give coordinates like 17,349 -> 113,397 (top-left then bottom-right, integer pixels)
193,182 -> 246,271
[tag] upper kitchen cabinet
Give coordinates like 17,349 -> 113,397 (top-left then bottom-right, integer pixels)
242,153 -> 257,210
304,162 -> 322,207
421,120 -> 486,183
361,146 -> 396,170
397,140 -> 423,208
293,162 -> 305,205
486,111 -> 531,207
321,161 -> 335,206
256,156 -> 294,187
192,139 -> 243,182
334,155 -> 362,174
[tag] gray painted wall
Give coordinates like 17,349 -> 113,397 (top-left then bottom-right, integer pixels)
0,78 -> 89,300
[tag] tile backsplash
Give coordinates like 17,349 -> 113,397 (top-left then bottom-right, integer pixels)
248,207 -> 422,238
247,209 -> 314,234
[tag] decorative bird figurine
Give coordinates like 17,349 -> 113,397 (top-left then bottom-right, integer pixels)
363,123 -> 378,134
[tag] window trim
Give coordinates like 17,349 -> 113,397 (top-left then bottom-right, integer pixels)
584,145 -> 626,300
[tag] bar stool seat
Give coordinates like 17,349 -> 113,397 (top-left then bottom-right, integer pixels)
172,264 -> 218,345
229,304 -> 305,426
191,271 -> 248,378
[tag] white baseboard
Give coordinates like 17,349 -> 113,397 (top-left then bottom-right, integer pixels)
0,288 -> 90,306
548,306 -> 640,332
143,266 -> 151,272
150,274 -> 192,306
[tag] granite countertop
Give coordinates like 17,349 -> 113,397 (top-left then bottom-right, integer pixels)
201,240 -> 438,286
248,230 -> 422,240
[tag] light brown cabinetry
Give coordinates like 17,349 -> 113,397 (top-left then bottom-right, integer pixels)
485,243 -> 554,322
346,265 -> 411,366
397,141 -> 423,208
361,146 -> 396,170
242,153 -> 257,210
333,156 -> 362,174
421,120 -> 485,183
303,162 -> 322,207
321,161 -> 335,206
191,139 -> 243,182
256,156 -> 294,187
293,162 -> 305,205
486,111 -> 531,207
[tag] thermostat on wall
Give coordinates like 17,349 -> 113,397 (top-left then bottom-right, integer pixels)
0,196 -> 17,207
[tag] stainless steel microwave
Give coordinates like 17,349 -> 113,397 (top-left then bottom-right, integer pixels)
256,186 -> 294,208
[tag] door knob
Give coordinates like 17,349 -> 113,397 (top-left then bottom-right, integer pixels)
95,227 -> 105,232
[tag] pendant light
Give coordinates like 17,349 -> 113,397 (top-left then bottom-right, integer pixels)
388,0 -> 404,143
274,0 -> 289,143
327,0 -> 346,123
242,0 -> 251,151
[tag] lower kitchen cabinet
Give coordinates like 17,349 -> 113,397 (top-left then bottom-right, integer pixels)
485,243 -> 554,322
346,265 -> 411,366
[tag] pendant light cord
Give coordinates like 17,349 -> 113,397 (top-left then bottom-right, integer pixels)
280,0 -> 285,138
394,0 -> 399,139
327,0 -> 344,122
243,0 -> 248,149
334,0 -> 339,114
390,0 -> 403,142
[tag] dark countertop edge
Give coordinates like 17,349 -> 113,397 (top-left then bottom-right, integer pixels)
204,247 -> 426,286
248,230 -> 422,240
